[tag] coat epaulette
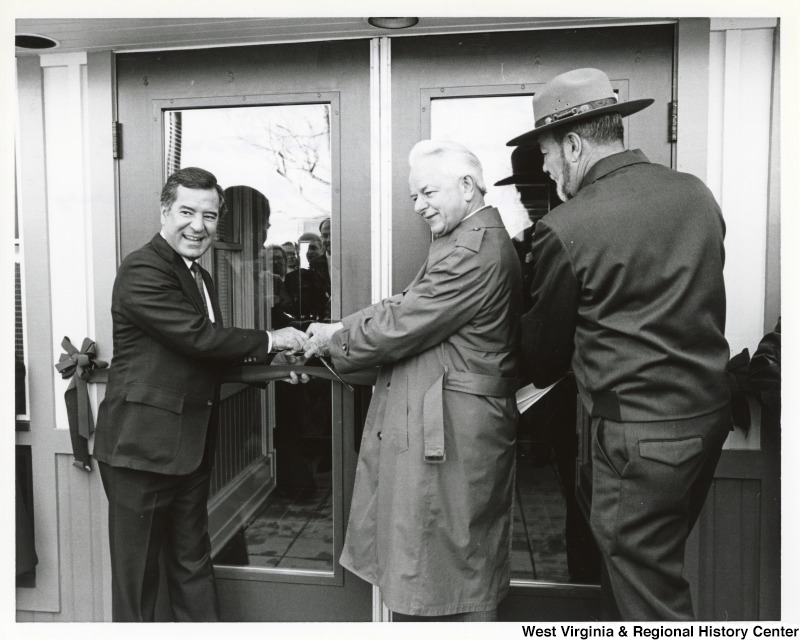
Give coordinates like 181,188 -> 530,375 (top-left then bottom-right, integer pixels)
456,227 -> 485,253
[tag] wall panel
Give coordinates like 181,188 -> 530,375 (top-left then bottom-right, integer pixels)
16,51 -> 114,622
695,465 -> 778,620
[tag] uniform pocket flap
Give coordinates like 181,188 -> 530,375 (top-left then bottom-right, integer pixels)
125,383 -> 184,414
639,436 -> 703,467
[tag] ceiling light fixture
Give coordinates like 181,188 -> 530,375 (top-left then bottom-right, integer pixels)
367,17 -> 419,30
15,34 -> 59,50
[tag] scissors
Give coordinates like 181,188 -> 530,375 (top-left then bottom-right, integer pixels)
280,351 -> 354,392
316,356 -> 354,392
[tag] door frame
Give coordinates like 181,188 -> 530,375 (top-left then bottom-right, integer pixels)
385,23 -> 678,620
113,39 -> 373,619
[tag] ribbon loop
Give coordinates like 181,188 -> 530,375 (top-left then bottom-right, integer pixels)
55,337 -> 109,472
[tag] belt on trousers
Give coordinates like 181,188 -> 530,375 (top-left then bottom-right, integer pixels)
422,367 -> 519,464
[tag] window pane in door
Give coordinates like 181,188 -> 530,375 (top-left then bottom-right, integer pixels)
164,104 -> 335,575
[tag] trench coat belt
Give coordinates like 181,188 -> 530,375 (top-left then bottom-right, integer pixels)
422,368 -> 520,464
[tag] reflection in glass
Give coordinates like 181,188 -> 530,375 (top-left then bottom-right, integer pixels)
431,96 -> 601,585
164,104 -> 335,574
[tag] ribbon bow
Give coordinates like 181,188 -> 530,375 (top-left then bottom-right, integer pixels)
55,337 -> 109,471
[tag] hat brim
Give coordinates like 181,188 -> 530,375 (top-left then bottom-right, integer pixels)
506,98 -> 654,147
494,173 -> 547,186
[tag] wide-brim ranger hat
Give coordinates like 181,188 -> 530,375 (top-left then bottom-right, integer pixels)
506,68 -> 654,147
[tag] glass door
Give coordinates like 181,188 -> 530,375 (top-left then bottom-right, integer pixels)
116,40 -> 373,621
389,25 -> 675,620
160,102 -> 336,575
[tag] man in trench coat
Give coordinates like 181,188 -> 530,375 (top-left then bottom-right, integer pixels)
304,140 -> 521,620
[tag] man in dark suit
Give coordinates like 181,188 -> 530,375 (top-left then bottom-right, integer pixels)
93,167 -> 306,621
509,69 -> 731,620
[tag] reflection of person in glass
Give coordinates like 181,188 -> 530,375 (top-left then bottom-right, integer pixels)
304,141 -> 521,621
510,68 -> 730,620
284,235 -> 329,323
494,146 -> 601,584
282,241 -> 299,274
494,145 -> 551,313
93,168 -> 307,622
299,231 -> 323,264
262,244 -> 294,328
266,243 -> 287,280
310,218 -> 331,295
297,229 -> 330,319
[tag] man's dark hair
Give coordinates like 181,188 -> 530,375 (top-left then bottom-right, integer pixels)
160,167 -> 227,218
549,112 -> 625,147
318,218 -> 331,233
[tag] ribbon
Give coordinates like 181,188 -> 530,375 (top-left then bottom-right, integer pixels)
222,363 -> 378,387
55,337 -> 109,471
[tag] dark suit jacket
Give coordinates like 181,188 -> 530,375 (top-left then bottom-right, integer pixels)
94,234 -> 272,475
520,150 -> 730,422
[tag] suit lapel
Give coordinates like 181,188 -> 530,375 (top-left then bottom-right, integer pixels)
151,234 -> 209,318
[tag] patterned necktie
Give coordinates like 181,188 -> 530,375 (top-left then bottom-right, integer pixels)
190,262 -> 209,317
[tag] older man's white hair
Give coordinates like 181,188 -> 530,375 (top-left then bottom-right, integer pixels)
408,140 -> 488,196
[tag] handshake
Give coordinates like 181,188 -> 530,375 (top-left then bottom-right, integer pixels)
271,321 -> 345,359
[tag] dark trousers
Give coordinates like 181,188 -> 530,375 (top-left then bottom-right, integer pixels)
99,462 -> 219,622
589,405 -> 730,621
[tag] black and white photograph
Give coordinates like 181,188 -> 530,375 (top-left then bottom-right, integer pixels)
3,1 -> 796,636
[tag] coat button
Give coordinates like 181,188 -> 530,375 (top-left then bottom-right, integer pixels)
386,381 -> 391,388
377,431 -> 382,440
207,400 -> 213,406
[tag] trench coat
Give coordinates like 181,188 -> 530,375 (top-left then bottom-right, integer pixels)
330,207 -> 522,616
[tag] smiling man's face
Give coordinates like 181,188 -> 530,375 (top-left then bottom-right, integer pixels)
409,160 -> 470,238
160,185 -> 220,260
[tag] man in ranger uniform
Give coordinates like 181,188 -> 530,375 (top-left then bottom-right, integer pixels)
510,68 -> 731,620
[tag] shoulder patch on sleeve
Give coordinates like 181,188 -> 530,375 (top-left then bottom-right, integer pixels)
455,227 -> 485,253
